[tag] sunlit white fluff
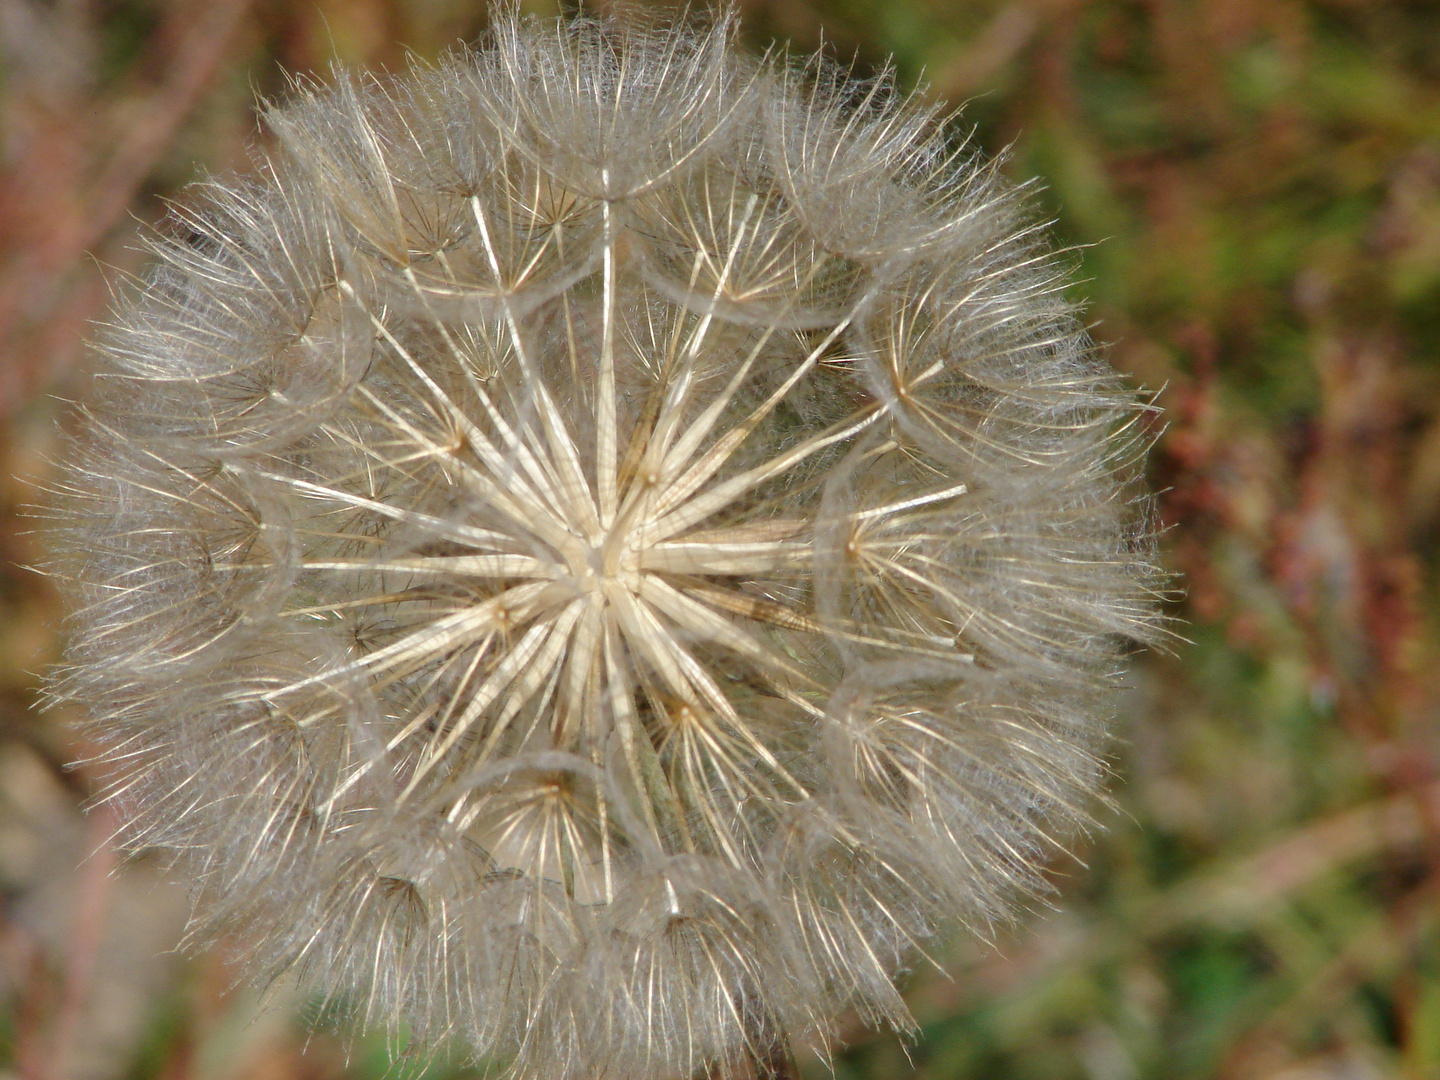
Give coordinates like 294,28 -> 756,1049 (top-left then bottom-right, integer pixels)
48,9 -> 1162,1078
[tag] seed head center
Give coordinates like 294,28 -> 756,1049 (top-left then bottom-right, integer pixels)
567,517 -> 648,598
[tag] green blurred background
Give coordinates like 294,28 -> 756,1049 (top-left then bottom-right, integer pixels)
2,0 -> 1438,1077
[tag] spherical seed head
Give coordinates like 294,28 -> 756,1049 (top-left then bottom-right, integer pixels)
48,10 -> 1163,1078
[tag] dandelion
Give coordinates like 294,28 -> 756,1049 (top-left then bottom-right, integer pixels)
47,9 -> 1162,1079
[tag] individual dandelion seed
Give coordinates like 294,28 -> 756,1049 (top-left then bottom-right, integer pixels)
45,8 -> 1164,1079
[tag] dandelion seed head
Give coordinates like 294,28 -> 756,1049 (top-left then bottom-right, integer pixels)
48,9 -> 1163,1078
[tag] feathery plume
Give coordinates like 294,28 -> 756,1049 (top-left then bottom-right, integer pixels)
47,9 -> 1163,1078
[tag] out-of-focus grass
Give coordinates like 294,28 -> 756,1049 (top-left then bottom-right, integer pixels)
1,1 -> 1437,1078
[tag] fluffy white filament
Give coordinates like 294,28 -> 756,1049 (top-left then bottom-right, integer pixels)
49,10 -> 1162,1079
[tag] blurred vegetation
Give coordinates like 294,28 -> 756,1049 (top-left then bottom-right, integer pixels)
1,0 -> 1438,1078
